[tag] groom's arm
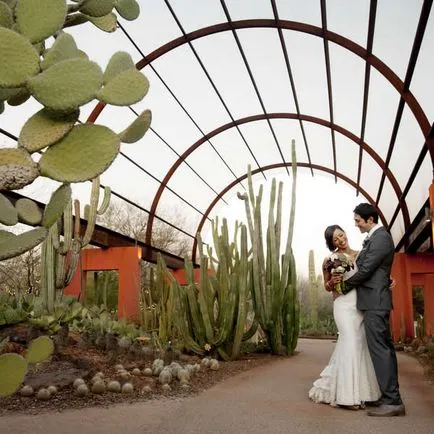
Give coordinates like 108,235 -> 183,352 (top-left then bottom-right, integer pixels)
345,232 -> 393,289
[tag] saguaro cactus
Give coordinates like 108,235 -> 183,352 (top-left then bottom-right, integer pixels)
237,140 -> 299,355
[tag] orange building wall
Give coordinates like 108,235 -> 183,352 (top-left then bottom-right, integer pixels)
65,246 -> 142,321
391,252 -> 434,340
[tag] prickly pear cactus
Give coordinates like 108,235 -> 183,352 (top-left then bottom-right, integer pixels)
0,353 -> 27,397
0,0 -> 152,262
0,336 -> 54,397
25,335 -> 55,364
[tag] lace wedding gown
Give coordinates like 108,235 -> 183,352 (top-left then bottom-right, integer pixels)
308,265 -> 380,406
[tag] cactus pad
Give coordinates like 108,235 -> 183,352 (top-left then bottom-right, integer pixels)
19,108 -> 79,153
115,0 -> 140,21
119,109 -> 152,143
0,28 -> 39,87
86,12 -> 117,33
41,183 -> 72,228
0,230 -> 16,243
0,227 -> 48,261
27,58 -> 103,112
0,147 -> 39,190
7,87 -> 31,106
0,193 -> 18,226
0,353 -> 28,397
41,32 -> 80,70
80,0 -> 115,17
15,0 -> 67,44
97,69 -> 149,106
25,336 -> 54,364
39,124 -> 121,182
16,198 -> 43,225
0,1 -> 13,28
103,51 -> 136,84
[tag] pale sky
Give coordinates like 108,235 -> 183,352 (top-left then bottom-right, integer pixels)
1,1 -> 432,277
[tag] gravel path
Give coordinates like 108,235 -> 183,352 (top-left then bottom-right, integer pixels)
1,339 -> 432,434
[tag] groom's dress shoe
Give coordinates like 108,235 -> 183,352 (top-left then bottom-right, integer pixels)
367,404 -> 406,417
364,400 -> 382,407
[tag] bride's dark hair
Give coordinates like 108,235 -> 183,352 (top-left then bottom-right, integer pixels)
324,225 -> 345,252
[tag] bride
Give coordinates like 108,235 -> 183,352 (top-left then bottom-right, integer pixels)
308,225 -> 381,409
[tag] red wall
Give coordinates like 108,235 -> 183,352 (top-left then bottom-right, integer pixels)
391,253 -> 434,340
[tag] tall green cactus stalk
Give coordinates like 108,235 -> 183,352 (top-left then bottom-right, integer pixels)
165,219 -> 257,360
40,176 -> 110,312
156,255 -> 173,342
238,139 -> 299,355
308,250 -> 318,329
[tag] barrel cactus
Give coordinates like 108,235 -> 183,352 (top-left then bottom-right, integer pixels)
0,0 -> 151,262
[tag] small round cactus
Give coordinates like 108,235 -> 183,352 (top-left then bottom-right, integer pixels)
76,384 -> 89,396
19,385 -> 34,397
161,383 -> 171,392
201,358 -> 211,368
107,381 -> 121,393
209,359 -> 220,370
36,388 -> 51,400
47,385 -> 58,395
91,380 -> 105,394
73,378 -> 85,389
158,368 -> 172,385
114,364 -> 124,371
141,385 -> 152,394
121,382 -> 133,394
132,368 -> 141,376
177,369 -> 190,382
142,367 -> 152,377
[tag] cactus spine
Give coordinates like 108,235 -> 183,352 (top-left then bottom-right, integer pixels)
238,139 -> 299,355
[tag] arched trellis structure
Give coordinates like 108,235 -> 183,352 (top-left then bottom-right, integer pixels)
142,113 -> 410,246
191,162 -> 387,262
86,16 -> 433,256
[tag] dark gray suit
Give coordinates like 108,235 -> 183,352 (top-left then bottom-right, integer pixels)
345,226 -> 402,406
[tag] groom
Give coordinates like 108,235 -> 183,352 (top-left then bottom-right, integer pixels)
334,203 -> 405,417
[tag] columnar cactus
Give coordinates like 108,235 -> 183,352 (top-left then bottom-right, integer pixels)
308,250 -> 319,329
237,140 -> 299,355
40,176 -> 110,313
0,0 -> 151,261
166,219 -> 257,361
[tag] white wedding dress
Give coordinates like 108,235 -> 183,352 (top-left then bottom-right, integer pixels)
308,264 -> 381,406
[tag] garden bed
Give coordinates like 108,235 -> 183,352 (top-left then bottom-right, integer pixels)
0,327 -> 280,416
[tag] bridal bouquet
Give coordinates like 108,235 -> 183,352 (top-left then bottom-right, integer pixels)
323,252 -> 354,294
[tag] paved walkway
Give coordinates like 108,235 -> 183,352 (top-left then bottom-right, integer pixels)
1,339 -> 433,434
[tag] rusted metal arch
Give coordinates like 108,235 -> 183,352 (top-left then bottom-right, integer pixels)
191,163 -> 386,262
144,113 -> 409,246
88,19 -> 430,145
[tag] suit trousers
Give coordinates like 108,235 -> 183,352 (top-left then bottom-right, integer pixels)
363,310 -> 402,405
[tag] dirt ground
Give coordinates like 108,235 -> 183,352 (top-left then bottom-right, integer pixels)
0,328 -> 281,416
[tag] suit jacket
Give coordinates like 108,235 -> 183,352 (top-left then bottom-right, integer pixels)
345,227 -> 394,311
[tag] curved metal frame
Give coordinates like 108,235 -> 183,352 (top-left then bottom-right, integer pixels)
86,19 -> 431,252
191,162 -> 386,262
144,113 -> 409,245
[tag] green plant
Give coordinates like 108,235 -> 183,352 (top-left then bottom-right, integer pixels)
0,335 -> 54,397
308,250 -> 319,329
39,176 -> 110,313
0,0 -> 151,261
166,219 -> 257,361
237,140 -> 299,355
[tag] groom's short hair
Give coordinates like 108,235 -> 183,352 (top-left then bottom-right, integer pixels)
353,203 -> 379,223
